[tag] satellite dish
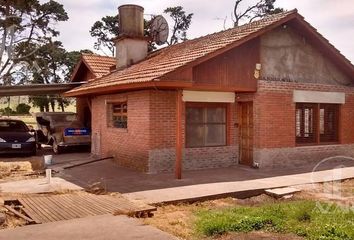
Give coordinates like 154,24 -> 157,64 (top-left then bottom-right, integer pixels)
150,15 -> 169,45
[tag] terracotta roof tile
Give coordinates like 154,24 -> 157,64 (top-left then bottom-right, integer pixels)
66,10 -> 300,95
82,54 -> 116,78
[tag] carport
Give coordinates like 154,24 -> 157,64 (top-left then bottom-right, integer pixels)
0,83 -> 83,97
0,82 -> 91,156
0,82 -> 90,126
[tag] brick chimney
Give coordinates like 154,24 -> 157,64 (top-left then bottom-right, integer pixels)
115,5 -> 148,69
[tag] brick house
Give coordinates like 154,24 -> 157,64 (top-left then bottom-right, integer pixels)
66,5 -> 354,177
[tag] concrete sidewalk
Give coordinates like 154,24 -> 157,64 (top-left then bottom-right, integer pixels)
124,166 -> 354,204
0,177 -> 82,194
0,215 -> 177,240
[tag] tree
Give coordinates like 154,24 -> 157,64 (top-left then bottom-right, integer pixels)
57,49 -> 92,111
23,40 -> 64,111
64,49 -> 93,80
24,42 -> 90,112
0,106 -> 15,115
164,6 -> 193,45
90,15 -> 119,56
90,6 -> 193,54
90,15 -> 155,56
232,0 -> 283,27
0,0 -> 68,85
16,103 -> 31,114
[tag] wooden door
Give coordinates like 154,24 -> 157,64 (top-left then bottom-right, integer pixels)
239,102 -> 253,166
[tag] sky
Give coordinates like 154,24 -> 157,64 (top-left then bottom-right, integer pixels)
52,0 -> 354,63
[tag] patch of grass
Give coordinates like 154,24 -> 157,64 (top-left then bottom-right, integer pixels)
195,200 -> 354,239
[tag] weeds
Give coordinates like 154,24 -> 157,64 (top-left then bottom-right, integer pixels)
195,200 -> 354,239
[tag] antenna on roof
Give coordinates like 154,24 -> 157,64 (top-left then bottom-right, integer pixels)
150,15 -> 169,45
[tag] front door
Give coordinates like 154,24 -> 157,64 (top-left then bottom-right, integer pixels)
239,102 -> 253,166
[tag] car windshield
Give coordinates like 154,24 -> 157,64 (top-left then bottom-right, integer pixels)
0,120 -> 29,132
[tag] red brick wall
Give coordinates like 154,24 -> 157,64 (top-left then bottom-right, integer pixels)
250,80 -> 354,149
341,94 -> 354,144
91,90 -> 151,171
149,90 -> 177,149
91,89 -> 240,172
148,90 -> 239,172
149,90 -> 238,149
254,91 -> 295,148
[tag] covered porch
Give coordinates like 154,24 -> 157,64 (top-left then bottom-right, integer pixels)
174,90 -> 255,179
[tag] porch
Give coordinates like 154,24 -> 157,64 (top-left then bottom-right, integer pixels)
57,153 -> 354,203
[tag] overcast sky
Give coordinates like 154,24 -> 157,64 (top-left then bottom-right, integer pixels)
53,0 -> 354,63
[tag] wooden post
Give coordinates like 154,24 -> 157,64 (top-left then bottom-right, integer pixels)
175,90 -> 183,179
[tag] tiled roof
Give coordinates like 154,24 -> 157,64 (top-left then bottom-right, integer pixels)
81,54 -> 116,78
67,9 -> 352,95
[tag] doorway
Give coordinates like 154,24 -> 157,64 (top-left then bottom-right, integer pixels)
239,102 -> 253,166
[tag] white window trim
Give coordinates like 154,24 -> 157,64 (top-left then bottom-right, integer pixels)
293,90 -> 345,104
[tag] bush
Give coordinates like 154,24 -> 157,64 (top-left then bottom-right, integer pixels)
16,103 -> 31,114
0,107 -> 16,115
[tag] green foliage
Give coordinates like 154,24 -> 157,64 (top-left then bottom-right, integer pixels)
90,15 -> 155,55
0,0 -> 68,83
195,200 -> 354,239
65,49 -> 93,80
90,6 -> 193,54
29,95 -> 50,112
16,103 -> 31,114
90,15 -> 119,56
233,0 -> 284,27
22,42 -> 89,111
164,6 -> 193,45
0,107 -> 16,115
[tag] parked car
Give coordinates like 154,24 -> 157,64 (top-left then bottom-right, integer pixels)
34,112 -> 91,154
0,119 -> 36,156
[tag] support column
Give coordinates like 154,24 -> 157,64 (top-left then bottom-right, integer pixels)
175,90 -> 183,179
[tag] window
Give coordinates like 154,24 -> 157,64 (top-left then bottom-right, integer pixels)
186,104 -> 227,147
108,102 -> 127,128
296,103 -> 317,144
319,104 -> 339,142
296,103 -> 339,145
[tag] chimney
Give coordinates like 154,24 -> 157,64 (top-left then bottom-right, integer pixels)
115,4 -> 148,69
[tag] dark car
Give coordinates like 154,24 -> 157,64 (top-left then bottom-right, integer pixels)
0,119 -> 36,156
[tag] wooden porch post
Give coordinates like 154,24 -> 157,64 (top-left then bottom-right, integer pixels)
175,90 -> 183,179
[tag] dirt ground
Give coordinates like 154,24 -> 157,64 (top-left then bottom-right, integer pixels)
143,179 -> 354,240
296,179 -> 354,207
1,157 -> 353,239
143,196 -> 303,240
0,158 -> 44,182
143,198 -> 238,240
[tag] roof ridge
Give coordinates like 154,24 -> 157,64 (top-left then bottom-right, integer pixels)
82,53 -> 116,59
66,8 -> 353,96
157,9 -> 298,52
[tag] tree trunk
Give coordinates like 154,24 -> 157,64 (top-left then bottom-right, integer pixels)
58,98 -> 65,112
45,103 -> 49,112
50,100 -> 55,112
60,101 -> 64,112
